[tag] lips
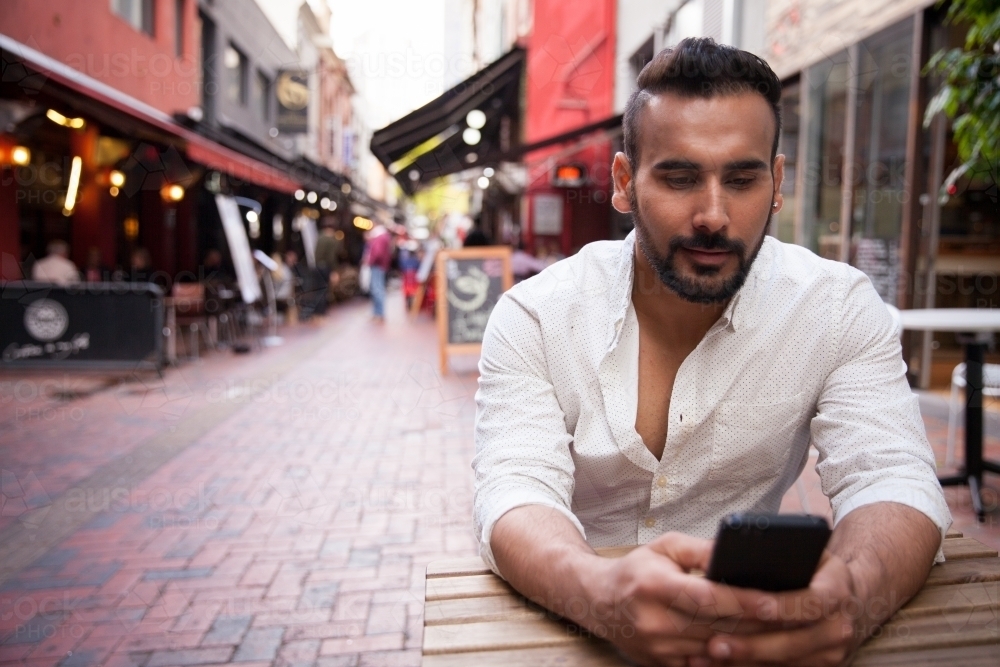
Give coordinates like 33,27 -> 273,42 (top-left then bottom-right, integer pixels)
682,247 -> 732,266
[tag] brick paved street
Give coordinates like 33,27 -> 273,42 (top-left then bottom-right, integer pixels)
1,291 -> 998,667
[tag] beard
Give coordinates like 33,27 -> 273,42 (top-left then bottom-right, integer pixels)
630,187 -> 771,304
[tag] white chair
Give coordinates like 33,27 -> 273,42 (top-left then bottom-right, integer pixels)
946,362 -> 1000,467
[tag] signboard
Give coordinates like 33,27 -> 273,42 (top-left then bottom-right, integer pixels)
216,195 -> 262,304
436,247 -> 512,374
1,282 -> 163,369
533,193 -> 563,235
552,163 -> 587,187
276,70 -> 309,134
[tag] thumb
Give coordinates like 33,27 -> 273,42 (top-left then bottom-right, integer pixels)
646,531 -> 714,573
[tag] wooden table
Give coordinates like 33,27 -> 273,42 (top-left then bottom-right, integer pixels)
423,529 -> 999,666
898,308 -> 1000,521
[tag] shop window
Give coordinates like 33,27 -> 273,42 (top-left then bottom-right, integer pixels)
225,43 -> 248,106
849,20 -> 913,305
175,0 -> 184,57
802,49 -> 850,260
252,70 -> 271,121
775,80 -> 799,243
111,0 -> 155,36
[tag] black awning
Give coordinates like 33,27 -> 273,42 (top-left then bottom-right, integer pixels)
370,47 -> 524,195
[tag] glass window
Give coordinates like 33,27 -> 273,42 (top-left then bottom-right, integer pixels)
802,50 -> 850,260
252,70 -> 271,121
175,0 -> 184,57
848,20 -> 913,305
111,0 -> 155,36
775,81 -> 799,243
225,44 -> 248,106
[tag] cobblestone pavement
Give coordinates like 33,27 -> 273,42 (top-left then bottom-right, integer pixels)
1,296 -> 480,667
1,292 -> 998,667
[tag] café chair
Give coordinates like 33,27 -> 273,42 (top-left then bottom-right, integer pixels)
946,362 -> 1000,467
171,282 -> 215,360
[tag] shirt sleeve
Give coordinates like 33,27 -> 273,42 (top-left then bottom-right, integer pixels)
811,268 -> 953,562
473,291 -> 586,576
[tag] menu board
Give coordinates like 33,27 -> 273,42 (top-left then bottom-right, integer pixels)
436,247 -> 512,374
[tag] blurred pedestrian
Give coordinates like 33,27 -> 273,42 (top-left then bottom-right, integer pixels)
83,247 -> 111,282
126,247 -> 152,283
314,224 -> 341,312
363,224 -> 393,323
31,239 -> 79,285
463,226 -> 492,247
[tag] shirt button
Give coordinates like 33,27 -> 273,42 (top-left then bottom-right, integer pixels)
644,517 -> 655,528
656,476 -> 667,488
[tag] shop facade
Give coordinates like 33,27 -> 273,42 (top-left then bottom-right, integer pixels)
765,0 -> 999,385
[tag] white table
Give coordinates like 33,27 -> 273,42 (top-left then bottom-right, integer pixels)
899,308 -> 1000,520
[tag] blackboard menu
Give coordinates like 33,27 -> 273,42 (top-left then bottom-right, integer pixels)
445,256 -> 506,344
436,247 -> 512,374
1,282 -> 164,369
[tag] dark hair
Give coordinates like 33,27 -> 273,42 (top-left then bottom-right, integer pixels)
622,38 -> 782,169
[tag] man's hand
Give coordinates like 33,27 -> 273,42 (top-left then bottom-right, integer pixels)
700,502 -> 940,666
580,532 -> 735,666
700,551 -> 860,666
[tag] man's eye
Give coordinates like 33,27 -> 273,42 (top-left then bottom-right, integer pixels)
729,178 -> 755,188
667,177 -> 696,187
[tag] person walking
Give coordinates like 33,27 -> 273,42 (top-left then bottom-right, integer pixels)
363,224 -> 393,323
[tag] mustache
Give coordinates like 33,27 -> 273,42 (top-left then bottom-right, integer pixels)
669,233 -> 747,256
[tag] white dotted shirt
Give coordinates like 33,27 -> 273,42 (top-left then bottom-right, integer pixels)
473,231 -> 951,574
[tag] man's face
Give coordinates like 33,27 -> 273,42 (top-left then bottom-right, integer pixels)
612,91 -> 784,304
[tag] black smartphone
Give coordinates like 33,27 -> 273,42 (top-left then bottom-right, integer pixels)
706,513 -> 831,592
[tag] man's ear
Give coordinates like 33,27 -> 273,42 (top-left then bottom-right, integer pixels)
771,153 -> 786,212
611,152 -> 633,213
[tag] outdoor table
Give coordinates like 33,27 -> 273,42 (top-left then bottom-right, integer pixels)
422,529 -> 999,666
898,308 -> 1000,520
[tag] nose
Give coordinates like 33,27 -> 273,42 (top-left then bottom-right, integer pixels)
692,179 -> 729,234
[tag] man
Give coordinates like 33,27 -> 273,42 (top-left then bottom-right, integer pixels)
314,224 -> 342,312
473,39 -> 950,666
31,240 -> 79,285
363,224 -> 392,323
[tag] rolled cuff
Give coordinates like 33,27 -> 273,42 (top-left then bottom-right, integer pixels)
477,490 -> 587,577
833,479 -> 953,564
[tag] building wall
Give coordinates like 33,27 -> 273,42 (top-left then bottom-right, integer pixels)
763,0 -> 936,80
613,0 -> 680,113
524,0 -> 617,255
198,0 -> 298,155
0,0 -> 200,116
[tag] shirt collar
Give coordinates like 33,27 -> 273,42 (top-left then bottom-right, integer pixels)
609,231 -> 778,346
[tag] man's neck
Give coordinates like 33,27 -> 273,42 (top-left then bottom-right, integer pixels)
630,246 -> 729,348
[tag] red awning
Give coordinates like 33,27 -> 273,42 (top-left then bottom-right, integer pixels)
184,137 -> 299,194
0,34 -> 301,194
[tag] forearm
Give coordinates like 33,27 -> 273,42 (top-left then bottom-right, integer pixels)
828,501 -> 940,640
490,505 -> 607,629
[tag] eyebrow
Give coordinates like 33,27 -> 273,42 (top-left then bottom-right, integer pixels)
651,158 -> 769,172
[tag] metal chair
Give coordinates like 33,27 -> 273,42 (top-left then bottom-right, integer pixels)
946,362 -> 1000,467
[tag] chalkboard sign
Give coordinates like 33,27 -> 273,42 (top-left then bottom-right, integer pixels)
436,247 -> 512,374
0,282 -> 164,370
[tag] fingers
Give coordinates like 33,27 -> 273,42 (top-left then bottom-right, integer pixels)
647,531 -> 714,573
707,616 -> 854,665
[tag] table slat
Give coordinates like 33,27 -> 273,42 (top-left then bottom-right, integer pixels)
425,532 -> 968,579
423,643 -> 625,666
857,608 -> 998,653
925,557 -> 1000,587
426,557 -> 491,579
850,643 -> 1000,666
898,581 -> 999,616
425,596 -> 544,626
941,538 -> 998,560
423,618 -> 579,654
425,574 -> 514,601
